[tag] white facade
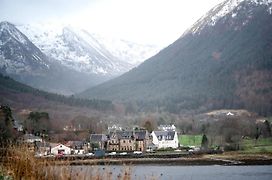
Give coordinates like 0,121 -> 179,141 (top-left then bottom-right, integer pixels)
23,134 -> 42,143
51,144 -> 71,155
151,131 -> 179,149
108,124 -> 123,132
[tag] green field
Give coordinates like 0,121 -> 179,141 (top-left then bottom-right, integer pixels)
240,137 -> 272,153
179,135 -> 203,147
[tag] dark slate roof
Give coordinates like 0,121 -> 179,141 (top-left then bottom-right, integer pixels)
134,131 -> 148,140
153,131 -> 175,140
66,141 -> 84,148
90,134 -> 108,142
116,131 -> 134,139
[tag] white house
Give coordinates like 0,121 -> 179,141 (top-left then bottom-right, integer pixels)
22,134 -> 42,143
151,131 -> 179,149
158,124 -> 176,132
50,143 -> 71,155
108,124 -> 123,132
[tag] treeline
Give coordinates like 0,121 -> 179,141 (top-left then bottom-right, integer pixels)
0,73 -> 113,111
0,105 -> 20,146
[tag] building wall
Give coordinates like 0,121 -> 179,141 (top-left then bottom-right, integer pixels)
51,144 -> 71,155
107,137 -> 119,151
119,139 -> 135,151
151,131 -> 179,149
135,140 -> 145,151
151,131 -> 159,146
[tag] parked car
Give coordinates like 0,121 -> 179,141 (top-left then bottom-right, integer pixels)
133,151 -> 142,155
86,152 -> 94,156
146,149 -> 155,153
119,152 -> 128,155
108,152 -> 117,156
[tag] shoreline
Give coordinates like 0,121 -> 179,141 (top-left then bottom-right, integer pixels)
49,153 -> 272,166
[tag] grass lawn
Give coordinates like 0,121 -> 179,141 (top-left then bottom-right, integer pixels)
179,135 -> 203,147
240,137 -> 272,153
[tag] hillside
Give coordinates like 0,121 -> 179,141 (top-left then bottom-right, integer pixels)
79,0 -> 272,115
0,73 -> 113,111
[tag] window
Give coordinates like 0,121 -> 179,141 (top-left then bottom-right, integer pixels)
123,140 -> 126,143
129,140 -> 131,143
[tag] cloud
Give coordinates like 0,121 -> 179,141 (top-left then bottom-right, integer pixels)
0,0 -> 94,23
0,0 -> 224,45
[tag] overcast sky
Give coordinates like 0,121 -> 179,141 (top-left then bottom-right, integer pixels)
0,0 -> 225,46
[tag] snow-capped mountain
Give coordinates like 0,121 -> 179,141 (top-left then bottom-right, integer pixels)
0,21 -> 111,94
0,21 -> 161,94
17,24 -> 132,75
0,21 -> 50,76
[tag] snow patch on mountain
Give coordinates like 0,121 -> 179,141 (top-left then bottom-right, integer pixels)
17,24 -> 134,75
0,22 -> 50,75
0,21 -> 28,45
190,0 -> 272,34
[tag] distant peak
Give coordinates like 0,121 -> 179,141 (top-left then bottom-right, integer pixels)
0,21 -> 15,29
0,21 -> 12,25
0,21 -> 29,45
188,0 -> 272,35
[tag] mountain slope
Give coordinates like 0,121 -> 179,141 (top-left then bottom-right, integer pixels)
0,21 -> 50,76
0,73 -> 113,111
0,22 -> 109,94
79,0 -> 272,115
0,73 -> 113,128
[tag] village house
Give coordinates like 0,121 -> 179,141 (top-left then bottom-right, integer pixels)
151,131 -> 179,149
158,124 -> 177,132
108,124 -> 123,132
65,141 -> 85,154
90,134 -> 108,150
134,130 -> 150,151
50,143 -> 71,155
106,130 -> 150,152
118,131 -> 135,151
22,134 -> 42,143
107,131 -> 120,151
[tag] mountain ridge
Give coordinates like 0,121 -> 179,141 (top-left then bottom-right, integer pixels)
17,23 -> 160,74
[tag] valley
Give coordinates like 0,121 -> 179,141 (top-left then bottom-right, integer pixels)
0,0 -> 272,179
